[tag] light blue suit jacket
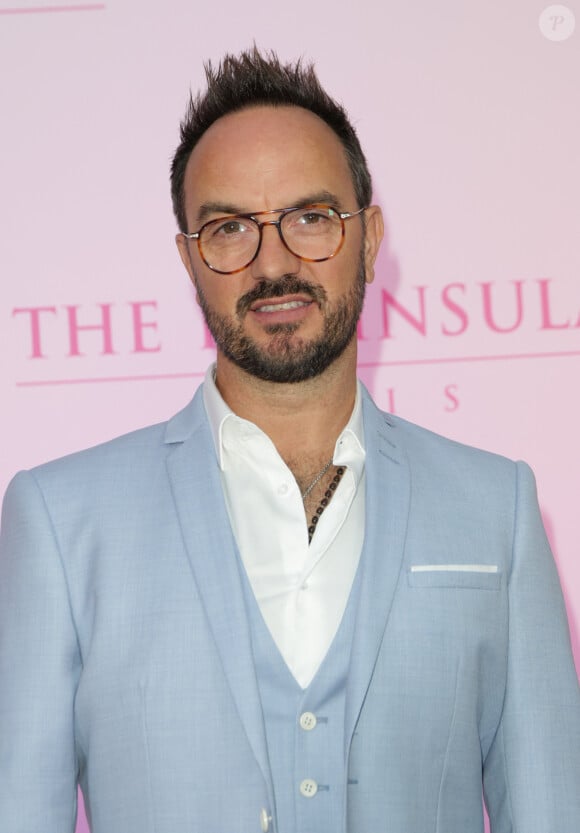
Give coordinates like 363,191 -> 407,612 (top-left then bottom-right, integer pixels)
1,386 -> 579,833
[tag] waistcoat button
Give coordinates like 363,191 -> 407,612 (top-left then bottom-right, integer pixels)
299,711 -> 317,731
260,808 -> 272,831
299,778 -> 318,797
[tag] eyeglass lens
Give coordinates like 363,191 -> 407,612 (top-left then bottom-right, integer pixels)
199,206 -> 344,273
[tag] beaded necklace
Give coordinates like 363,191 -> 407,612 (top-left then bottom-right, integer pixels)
306,466 -> 346,544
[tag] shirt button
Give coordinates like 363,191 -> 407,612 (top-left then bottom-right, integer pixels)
260,808 -> 271,831
299,778 -> 318,797
277,483 -> 289,495
299,711 -> 317,731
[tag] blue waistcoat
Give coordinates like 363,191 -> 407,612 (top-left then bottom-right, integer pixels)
240,558 -> 363,833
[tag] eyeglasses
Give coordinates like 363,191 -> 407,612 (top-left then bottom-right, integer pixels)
181,203 -> 367,275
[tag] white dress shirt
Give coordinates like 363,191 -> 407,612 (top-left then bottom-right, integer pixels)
203,365 -> 366,688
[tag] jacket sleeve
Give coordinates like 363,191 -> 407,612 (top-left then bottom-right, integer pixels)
0,470 -> 82,832
483,461 -> 580,831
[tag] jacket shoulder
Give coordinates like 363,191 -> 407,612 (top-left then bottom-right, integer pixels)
363,395 -> 525,513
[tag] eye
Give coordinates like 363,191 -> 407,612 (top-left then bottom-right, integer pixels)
285,206 -> 336,237
211,218 -> 250,237
296,208 -> 333,226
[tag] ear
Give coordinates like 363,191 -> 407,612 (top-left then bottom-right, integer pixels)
176,233 -> 195,282
175,233 -> 201,304
362,205 -> 384,285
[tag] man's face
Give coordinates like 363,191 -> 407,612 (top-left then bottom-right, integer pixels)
176,105 -> 383,383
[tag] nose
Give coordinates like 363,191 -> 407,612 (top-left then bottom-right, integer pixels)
249,220 -> 300,281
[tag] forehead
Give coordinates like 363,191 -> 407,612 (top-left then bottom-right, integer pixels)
183,105 -> 356,216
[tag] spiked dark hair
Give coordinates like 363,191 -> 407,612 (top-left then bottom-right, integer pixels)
170,46 -> 372,232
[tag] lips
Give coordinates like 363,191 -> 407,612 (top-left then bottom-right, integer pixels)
250,297 -> 312,313
236,277 -> 327,317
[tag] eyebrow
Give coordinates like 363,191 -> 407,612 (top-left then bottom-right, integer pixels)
196,201 -> 244,225
195,190 -> 344,226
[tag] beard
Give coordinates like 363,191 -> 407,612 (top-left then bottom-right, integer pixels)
194,252 -> 366,384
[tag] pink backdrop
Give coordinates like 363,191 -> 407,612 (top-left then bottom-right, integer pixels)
1,2 -> 578,830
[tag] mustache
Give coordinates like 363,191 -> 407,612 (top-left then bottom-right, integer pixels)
236,276 -> 327,316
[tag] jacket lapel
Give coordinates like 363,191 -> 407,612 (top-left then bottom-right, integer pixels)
344,391 -> 411,750
164,389 -> 272,790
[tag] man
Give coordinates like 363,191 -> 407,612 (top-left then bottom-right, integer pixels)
1,48 -> 579,833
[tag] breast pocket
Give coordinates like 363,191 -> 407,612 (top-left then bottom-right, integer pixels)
407,564 -> 502,590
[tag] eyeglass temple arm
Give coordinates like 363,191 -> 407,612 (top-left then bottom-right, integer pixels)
339,206 -> 367,220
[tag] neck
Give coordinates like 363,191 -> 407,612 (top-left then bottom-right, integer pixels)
214,340 -> 358,468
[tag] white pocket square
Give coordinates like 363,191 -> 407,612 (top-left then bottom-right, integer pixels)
410,564 -> 498,574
